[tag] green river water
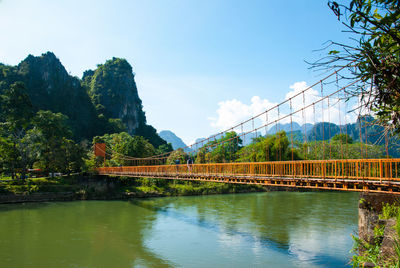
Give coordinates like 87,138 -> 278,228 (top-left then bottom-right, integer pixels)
0,191 -> 359,267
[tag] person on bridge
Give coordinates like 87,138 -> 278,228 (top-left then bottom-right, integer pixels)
187,157 -> 193,173
175,159 -> 180,173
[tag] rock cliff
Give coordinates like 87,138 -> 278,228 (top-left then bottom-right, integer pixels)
0,52 -> 168,147
83,58 -> 145,135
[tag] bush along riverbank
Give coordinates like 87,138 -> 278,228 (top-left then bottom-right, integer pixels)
353,193 -> 400,267
0,175 -> 273,203
0,174 -> 350,204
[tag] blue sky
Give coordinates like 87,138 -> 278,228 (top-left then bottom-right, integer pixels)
0,0 -> 351,144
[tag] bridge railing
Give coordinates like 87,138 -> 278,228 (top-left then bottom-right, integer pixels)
97,159 -> 400,182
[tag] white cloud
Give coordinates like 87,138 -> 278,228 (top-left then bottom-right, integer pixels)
285,81 -> 354,125
209,96 -> 277,131
210,81 -> 357,132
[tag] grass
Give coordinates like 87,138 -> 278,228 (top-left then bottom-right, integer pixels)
381,203 -> 400,220
0,175 -> 82,194
116,178 -> 266,197
352,202 -> 400,267
351,234 -> 381,267
0,175 -> 267,198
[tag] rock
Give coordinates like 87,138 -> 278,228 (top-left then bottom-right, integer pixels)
84,57 -> 167,147
359,192 -> 399,213
84,58 -> 144,135
359,193 -> 400,243
17,52 -> 99,139
362,262 -> 375,267
380,218 -> 398,261
359,206 -> 379,243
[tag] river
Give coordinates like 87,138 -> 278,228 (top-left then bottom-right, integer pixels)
0,191 -> 358,267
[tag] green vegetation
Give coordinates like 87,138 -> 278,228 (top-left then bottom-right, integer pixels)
320,2 -> 400,263
187,130 -> 384,165
0,175 -> 82,195
0,52 -> 170,142
166,148 -> 188,165
82,57 -> 167,147
0,53 -> 172,178
195,131 -> 242,163
381,203 -> 400,220
0,175 -> 265,199
317,0 -> 400,132
120,177 -> 265,196
352,202 -> 400,267
237,131 -> 301,162
351,231 -> 383,267
0,82 -> 85,177
298,134 -> 385,160
87,132 -> 170,168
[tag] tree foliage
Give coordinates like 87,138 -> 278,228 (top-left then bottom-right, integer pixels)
0,83 -> 86,176
29,111 -> 84,173
0,52 -> 170,148
315,0 -> 400,131
195,132 -> 242,163
92,132 -> 158,166
237,131 -> 301,162
166,148 -> 188,165
82,57 -> 169,148
300,137 -> 384,160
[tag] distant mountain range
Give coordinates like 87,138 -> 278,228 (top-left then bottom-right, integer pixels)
159,130 -> 191,152
193,123 -> 314,147
273,118 -> 400,157
170,116 -> 399,157
267,123 -> 313,135
195,131 -> 262,147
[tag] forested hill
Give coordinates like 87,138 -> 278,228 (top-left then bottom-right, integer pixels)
0,52 -> 167,147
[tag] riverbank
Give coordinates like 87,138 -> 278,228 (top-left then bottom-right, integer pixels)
0,175 -> 272,204
0,174 -> 332,204
355,193 -> 400,267
0,174 -> 362,204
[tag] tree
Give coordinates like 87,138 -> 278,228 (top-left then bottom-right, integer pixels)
298,133 -> 384,159
195,132 -> 242,163
166,148 -> 188,165
31,111 -> 75,172
0,137 -> 13,175
61,138 -> 85,173
93,132 -> 158,166
157,143 -> 173,155
0,82 -> 34,179
237,131 -> 300,162
314,1 -> 400,131
331,133 -> 353,144
0,82 -> 33,128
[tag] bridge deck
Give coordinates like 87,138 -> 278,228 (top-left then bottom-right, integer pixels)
97,159 -> 400,194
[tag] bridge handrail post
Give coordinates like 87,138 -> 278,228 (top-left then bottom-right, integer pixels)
334,160 -> 337,180
292,162 -> 295,179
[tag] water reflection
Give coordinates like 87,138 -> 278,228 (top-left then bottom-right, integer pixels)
135,192 -> 358,267
0,192 -> 358,268
0,201 -> 173,268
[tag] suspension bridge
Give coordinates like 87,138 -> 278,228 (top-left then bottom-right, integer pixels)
96,66 -> 400,194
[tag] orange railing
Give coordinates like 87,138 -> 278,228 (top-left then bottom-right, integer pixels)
97,158 -> 400,182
